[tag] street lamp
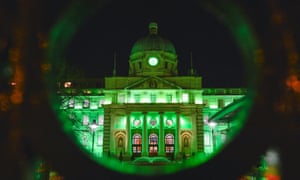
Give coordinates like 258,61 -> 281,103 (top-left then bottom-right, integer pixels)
208,122 -> 217,152
89,119 -> 99,153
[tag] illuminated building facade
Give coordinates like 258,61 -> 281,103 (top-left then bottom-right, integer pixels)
57,22 -> 246,161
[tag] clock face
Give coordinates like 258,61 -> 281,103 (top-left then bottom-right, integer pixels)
148,57 -> 158,66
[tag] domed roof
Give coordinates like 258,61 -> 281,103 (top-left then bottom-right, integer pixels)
130,22 -> 176,55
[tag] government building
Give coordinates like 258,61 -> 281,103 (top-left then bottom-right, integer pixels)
57,22 -> 246,162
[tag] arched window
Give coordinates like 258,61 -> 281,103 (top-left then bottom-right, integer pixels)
149,133 -> 158,156
165,134 -> 175,155
132,134 -> 142,156
149,133 -> 158,145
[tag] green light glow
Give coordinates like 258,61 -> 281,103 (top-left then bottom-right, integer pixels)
180,115 -> 192,129
182,93 -> 189,103
148,57 -> 159,66
114,116 -> 126,129
124,90 -> 182,104
90,104 -> 98,109
209,104 -> 218,109
47,0 -> 258,177
194,95 -> 202,104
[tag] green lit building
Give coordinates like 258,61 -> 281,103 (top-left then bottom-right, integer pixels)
57,22 -> 246,161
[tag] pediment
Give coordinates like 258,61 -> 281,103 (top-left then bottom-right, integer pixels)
125,76 -> 182,89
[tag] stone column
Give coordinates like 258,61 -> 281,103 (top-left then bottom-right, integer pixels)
175,112 -> 180,157
159,112 -> 164,156
126,112 -> 130,156
142,112 -> 147,156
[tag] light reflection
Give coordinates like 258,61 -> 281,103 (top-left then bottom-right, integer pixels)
286,74 -> 300,93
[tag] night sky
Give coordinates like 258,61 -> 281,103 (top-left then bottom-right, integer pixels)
65,0 -> 246,88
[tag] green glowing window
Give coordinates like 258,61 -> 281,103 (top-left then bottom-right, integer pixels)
82,135 -> 88,146
68,99 -> 75,108
134,94 -> 140,103
68,113 -> 75,120
204,133 -> 211,146
82,115 -> 89,125
98,98 -> 105,107
118,93 -> 125,103
203,115 -> 209,122
97,134 -> 103,146
218,99 -> 224,108
83,89 -> 91,94
83,99 -> 90,108
150,94 -> 156,103
182,93 -> 189,103
166,94 -> 172,103
98,115 -> 104,125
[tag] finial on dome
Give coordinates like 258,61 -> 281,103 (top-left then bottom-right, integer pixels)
149,22 -> 158,35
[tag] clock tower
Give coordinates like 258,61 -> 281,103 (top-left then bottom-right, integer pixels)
129,22 -> 178,77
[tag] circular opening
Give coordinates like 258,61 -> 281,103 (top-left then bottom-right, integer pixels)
148,57 -> 159,66
45,0 -> 259,177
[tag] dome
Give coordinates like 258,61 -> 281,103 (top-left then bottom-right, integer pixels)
130,22 -> 176,55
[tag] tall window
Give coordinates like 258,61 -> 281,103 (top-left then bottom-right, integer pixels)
204,133 -> 211,146
182,93 -> 189,103
150,94 -> 156,103
98,115 -> 104,125
83,115 -> 89,125
97,134 -> 103,146
149,133 -> 158,156
83,99 -> 90,108
134,94 -> 140,103
218,99 -> 224,108
68,99 -> 75,108
166,94 -> 172,103
99,98 -> 105,107
82,135 -> 88,146
165,134 -> 174,154
132,134 -> 142,156
118,93 -> 125,103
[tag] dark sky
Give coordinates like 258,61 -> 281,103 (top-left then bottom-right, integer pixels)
65,0 -> 246,88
